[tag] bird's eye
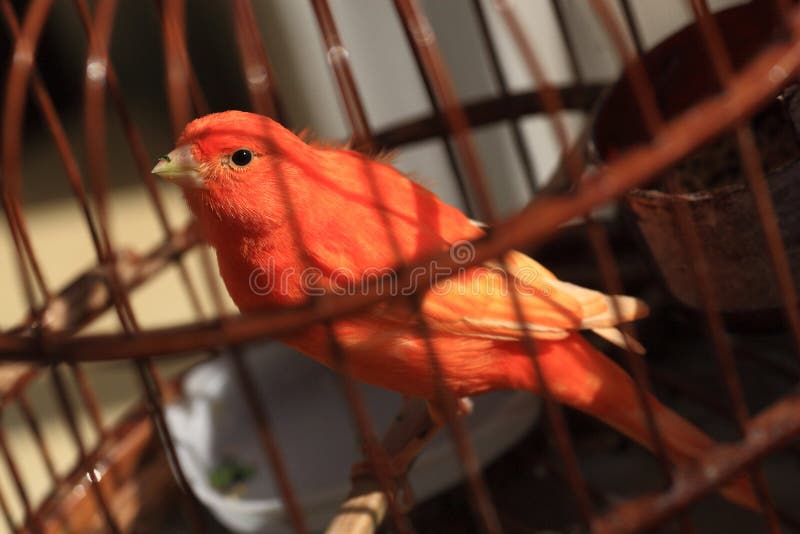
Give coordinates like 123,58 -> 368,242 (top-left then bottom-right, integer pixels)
231,149 -> 253,167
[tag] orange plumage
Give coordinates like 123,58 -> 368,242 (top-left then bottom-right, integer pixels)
153,110 -> 757,510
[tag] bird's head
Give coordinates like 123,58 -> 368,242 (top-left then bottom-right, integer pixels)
153,110 -> 307,235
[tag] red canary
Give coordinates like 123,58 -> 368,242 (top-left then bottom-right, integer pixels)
154,110 -> 757,510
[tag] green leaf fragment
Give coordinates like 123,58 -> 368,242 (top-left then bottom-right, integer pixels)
209,456 -> 256,494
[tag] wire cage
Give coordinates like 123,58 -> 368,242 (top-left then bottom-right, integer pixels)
1,0 -> 800,533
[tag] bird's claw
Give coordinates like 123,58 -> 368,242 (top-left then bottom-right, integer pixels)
350,457 -> 415,511
427,396 -> 474,426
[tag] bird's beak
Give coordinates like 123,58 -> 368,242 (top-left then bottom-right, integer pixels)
151,145 -> 203,187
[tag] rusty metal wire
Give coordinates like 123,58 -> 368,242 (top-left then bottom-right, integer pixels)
491,1 -> 690,529
594,388 -> 800,534
0,1 -> 799,533
5,11 -> 798,359
589,0 -> 780,529
602,0 -> 789,529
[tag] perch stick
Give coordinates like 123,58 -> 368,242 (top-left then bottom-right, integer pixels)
326,397 -> 435,534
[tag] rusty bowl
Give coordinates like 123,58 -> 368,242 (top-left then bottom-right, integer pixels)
591,1 -> 800,327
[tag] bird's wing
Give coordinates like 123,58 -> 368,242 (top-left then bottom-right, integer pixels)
302,151 -> 648,348
363,246 -> 646,351
416,264 -> 582,340
501,250 -> 649,352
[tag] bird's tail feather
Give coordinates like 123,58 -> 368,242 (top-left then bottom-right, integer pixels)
513,333 -> 759,511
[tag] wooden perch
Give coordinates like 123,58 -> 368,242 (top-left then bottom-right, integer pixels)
325,397 -> 435,534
